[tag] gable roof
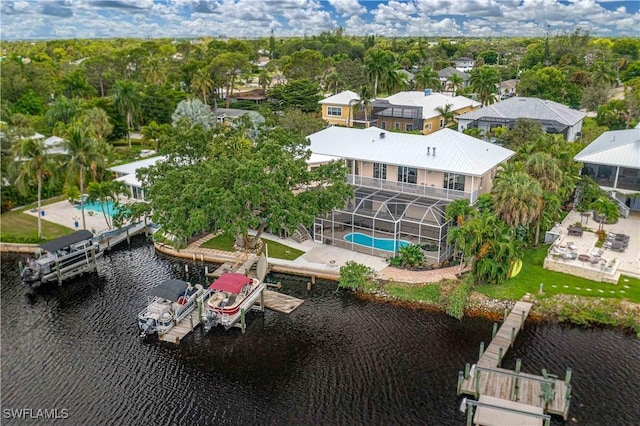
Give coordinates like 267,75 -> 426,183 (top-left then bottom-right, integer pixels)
458,97 -> 586,126
382,91 -> 480,119
574,129 -> 640,168
319,90 -> 360,105
307,126 -> 514,177
437,67 -> 471,80
108,156 -> 165,175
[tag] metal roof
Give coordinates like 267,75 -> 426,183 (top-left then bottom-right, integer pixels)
574,129 -> 640,168
458,97 -> 586,126
308,126 -> 515,176
319,90 -> 360,105
108,156 -> 165,175
40,230 -> 94,252
437,67 -> 471,80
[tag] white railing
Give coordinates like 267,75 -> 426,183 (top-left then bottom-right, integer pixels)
347,175 -> 475,202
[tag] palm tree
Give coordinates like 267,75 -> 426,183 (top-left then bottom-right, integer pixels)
524,152 -> 563,192
144,59 -> 167,85
591,197 -> 619,231
383,69 -> 408,95
190,68 -> 214,105
414,67 -> 440,91
447,73 -> 464,95
87,181 -> 131,230
45,96 -> 81,127
364,48 -> 395,97
141,120 -> 170,152
81,107 -> 113,140
258,69 -> 272,90
355,86 -> 373,128
591,61 -> 616,87
445,199 -> 476,226
63,121 -> 104,230
12,138 -> 56,239
492,169 -> 544,229
111,81 -> 141,149
435,103 -> 455,129
470,66 -> 500,106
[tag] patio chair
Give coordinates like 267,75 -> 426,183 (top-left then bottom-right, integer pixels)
567,242 -> 578,251
611,246 -> 626,253
578,254 -> 590,263
588,257 -> 600,264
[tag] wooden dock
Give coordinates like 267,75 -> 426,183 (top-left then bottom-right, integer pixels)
457,301 -> 572,424
262,290 -> 304,314
98,222 -> 148,251
159,309 -> 202,345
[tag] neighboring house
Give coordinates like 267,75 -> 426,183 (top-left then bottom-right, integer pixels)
108,156 -> 165,200
574,129 -> 640,214
253,56 -> 270,69
215,108 -> 265,126
398,69 -> 415,86
437,67 -> 471,92
457,97 -> 587,142
44,135 -> 67,155
453,57 -> 475,73
374,91 -> 480,134
499,79 -> 518,99
307,126 -> 515,261
228,88 -> 267,104
319,90 -> 361,127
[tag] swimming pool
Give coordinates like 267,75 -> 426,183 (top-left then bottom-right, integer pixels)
344,232 -> 411,252
77,200 -> 118,217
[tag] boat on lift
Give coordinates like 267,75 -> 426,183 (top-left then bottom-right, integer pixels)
201,273 -> 266,332
21,230 -> 102,288
137,279 -> 204,336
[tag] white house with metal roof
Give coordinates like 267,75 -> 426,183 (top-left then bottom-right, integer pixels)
319,90 -> 361,127
574,129 -> 640,213
457,97 -> 587,142
307,126 -> 515,262
108,156 -> 165,200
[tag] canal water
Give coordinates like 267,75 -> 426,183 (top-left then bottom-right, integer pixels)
1,236 -> 639,425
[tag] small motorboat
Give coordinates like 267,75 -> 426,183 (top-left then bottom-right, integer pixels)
201,273 -> 266,331
138,279 -> 204,336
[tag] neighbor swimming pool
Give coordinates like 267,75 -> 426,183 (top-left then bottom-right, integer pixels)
344,232 -> 411,252
77,200 -> 118,217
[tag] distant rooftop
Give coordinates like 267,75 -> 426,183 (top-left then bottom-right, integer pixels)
381,91 -> 480,119
319,90 -> 360,105
574,129 -> 640,169
458,97 -> 586,126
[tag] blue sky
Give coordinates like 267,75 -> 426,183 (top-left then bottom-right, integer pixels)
1,0 -> 638,40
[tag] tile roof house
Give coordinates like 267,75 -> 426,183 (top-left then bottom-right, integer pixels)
457,97 -> 587,142
437,67 -> 471,92
373,91 -> 480,134
307,126 -> 515,261
574,129 -> 640,214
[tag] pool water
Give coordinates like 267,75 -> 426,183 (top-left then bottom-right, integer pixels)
344,232 -> 411,252
77,200 -> 118,217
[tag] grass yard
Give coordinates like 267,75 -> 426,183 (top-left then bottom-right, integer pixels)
201,234 -> 304,261
1,196 -> 72,243
386,283 -> 441,304
475,245 -> 640,304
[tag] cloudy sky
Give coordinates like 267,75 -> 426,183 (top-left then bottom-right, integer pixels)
1,0 -> 639,40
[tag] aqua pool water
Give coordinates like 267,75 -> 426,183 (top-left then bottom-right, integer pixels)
77,200 -> 118,217
344,232 -> 411,252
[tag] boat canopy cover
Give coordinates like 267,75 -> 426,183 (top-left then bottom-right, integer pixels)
149,279 -> 189,302
209,273 -> 252,294
40,230 -> 94,252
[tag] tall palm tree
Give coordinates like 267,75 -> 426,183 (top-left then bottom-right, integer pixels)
414,67 -> 440,91
591,197 -> 619,231
524,152 -> 563,192
111,81 -> 141,149
45,96 -> 81,127
81,107 -> 113,141
445,199 -> 476,226
447,73 -> 464,95
470,66 -> 500,106
87,180 -> 131,230
144,59 -> 167,85
63,121 -> 104,230
492,169 -> 544,229
355,86 -> 373,128
384,69 -> 408,95
190,68 -> 214,105
12,138 -> 56,239
435,103 -> 456,129
591,61 -> 616,87
364,48 -> 395,97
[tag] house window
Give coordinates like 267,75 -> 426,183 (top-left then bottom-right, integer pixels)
327,106 -> 342,116
440,118 -> 445,128
443,173 -> 465,191
373,163 -> 387,180
405,124 -> 413,131
394,122 -> 400,130
381,121 -> 387,130
398,166 -> 417,184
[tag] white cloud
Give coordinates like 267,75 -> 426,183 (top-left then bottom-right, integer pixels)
327,0 -> 366,18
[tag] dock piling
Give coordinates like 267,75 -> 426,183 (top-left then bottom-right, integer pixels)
479,342 -> 485,359
492,323 -> 497,339
464,363 -> 470,379
498,347 -> 503,366
457,371 -> 463,394
565,368 -> 572,386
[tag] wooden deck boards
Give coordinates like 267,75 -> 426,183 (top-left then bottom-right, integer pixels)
159,310 -> 201,345
262,290 -> 304,314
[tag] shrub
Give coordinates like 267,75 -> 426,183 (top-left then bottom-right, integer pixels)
442,277 -> 473,320
339,261 -> 375,291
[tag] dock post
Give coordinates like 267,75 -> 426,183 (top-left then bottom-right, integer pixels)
55,259 -> 62,286
457,371 -> 463,394
565,368 -> 572,386
126,227 -> 130,245
464,363 -> 470,379
197,299 -> 202,322
200,254 -> 204,262
311,275 -> 316,285
521,310 -> 525,328
189,312 -> 193,329
91,246 -> 96,270
205,266 -> 209,275
240,308 -> 246,334
510,327 -> 516,345
474,369 -> 481,398
18,261 -> 23,274
107,238 -> 111,251
504,307 -> 508,322
465,400 -> 473,426
306,281 -> 311,291
192,253 -> 195,261
478,342 -> 484,359
492,322 -> 497,339
514,359 -> 522,401
185,264 -> 188,273
260,290 -> 264,312
498,347 -> 503,366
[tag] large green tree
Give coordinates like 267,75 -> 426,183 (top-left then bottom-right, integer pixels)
268,79 -> 322,113
111,80 -> 141,148
469,66 -> 500,106
143,122 -> 352,249
492,169 -> 544,230
364,48 -> 395,97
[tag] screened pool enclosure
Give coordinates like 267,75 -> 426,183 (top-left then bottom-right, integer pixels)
313,187 -> 455,263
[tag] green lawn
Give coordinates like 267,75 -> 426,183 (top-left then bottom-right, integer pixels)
201,234 -> 304,261
386,283 -> 441,304
1,196 -> 73,243
475,246 -> 640,304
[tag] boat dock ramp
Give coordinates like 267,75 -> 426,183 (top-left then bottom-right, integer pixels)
457,301 -> 572,426
96,222 -> 149,251
159,254 -> 304,344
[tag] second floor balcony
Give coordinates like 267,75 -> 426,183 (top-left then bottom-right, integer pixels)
347,174 -> 477,203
